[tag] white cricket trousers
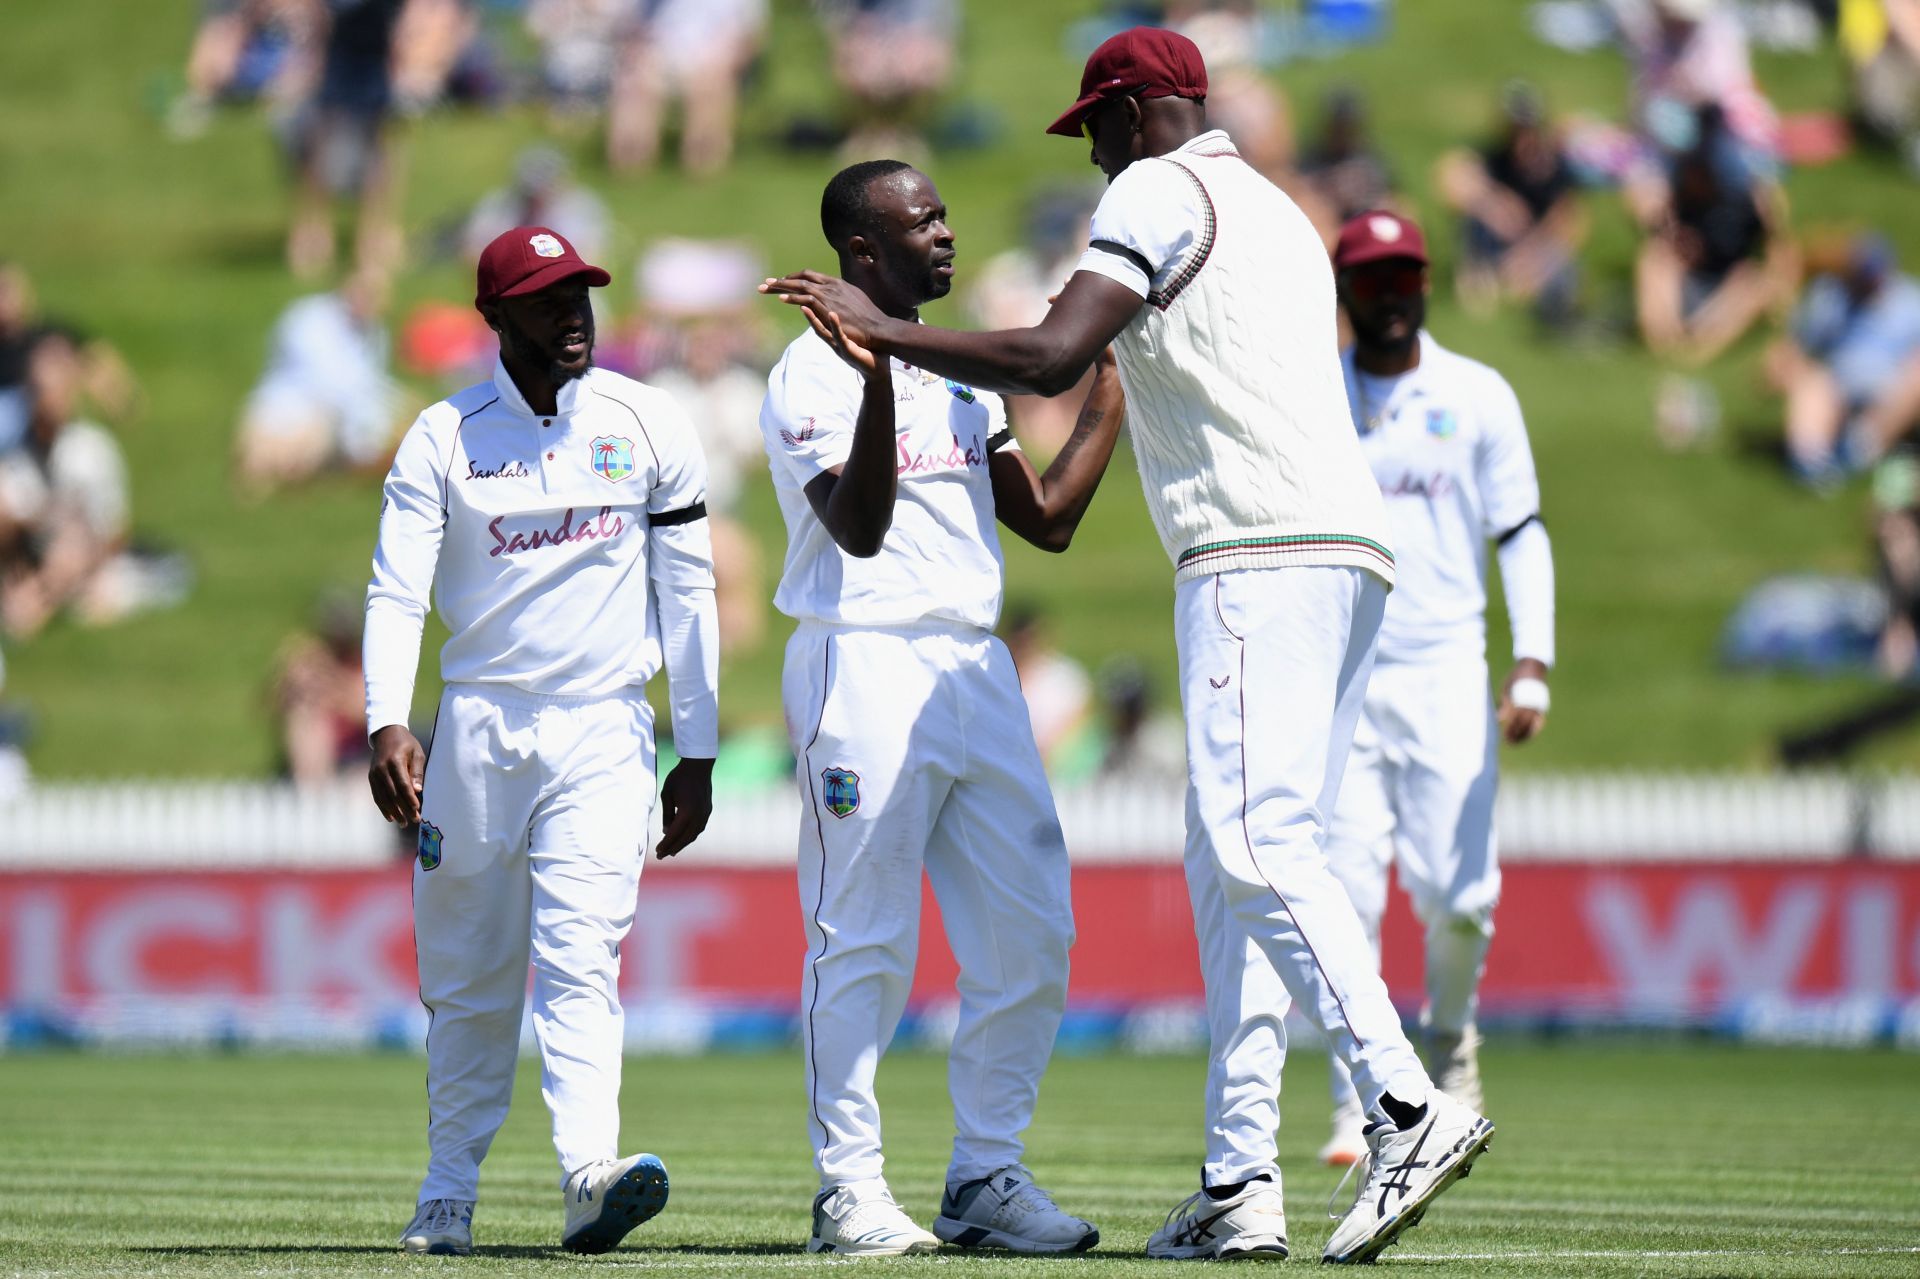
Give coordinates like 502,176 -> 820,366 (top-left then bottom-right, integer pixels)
1324,657 -> 1501,1112
1176,567 -> 1432,1188
413,683 -> 655,1202
783,620 -> 1075,1192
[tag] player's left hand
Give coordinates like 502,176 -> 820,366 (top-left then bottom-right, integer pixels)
1496,658 -> 1550,745
761,272 -> 885,353
655,757 -> 715,858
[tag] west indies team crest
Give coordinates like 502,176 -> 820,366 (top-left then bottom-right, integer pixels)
589,435 -> 635,482
417,821 -> 445,871
821,767 -> 860,819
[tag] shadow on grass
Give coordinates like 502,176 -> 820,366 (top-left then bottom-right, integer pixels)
129,1241 -> 1144,1262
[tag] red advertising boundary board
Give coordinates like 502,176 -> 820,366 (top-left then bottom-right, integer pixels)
2,862 -> 1915,1014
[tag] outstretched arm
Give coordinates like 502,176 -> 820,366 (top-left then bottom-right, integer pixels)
991,347 -> 1126,552
765,269 -> 1143,398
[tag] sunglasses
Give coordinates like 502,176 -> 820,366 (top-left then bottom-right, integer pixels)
1341,262 -> 1426,300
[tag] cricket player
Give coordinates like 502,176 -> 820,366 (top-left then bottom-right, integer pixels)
763,28 -> 1492,1265
761,160 -> 1123,1256
1316,211 -> 1555,1164
364,226 -> 720,1257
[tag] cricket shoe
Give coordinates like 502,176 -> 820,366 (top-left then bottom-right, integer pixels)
1145,1178 -> 1288,1260
399,1198 -> 473,1255
808,1183 -> 941,1256
1430,1025 -> 1484,1112
933,1164 -> 1099,1253
1322,1092 -> 1493,1264
1318,1099 -> 1369,1168
561,1153 -> 669,1254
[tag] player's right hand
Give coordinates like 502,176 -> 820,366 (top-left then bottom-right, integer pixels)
368,724 -> 426,825
819,308 -> 882,380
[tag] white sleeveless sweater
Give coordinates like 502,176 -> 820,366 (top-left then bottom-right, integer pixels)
1106,143 -> 1395,587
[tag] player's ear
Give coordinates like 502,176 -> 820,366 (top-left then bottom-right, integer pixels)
478,301 -> 502,333
846,232 -> 876,266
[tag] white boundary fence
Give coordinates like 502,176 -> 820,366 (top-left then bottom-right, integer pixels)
5,772 -> 1920,868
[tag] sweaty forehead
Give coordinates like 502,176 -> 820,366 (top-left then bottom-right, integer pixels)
870,170 -> 942,224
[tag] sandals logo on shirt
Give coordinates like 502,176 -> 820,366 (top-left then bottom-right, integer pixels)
589,435 -> 635,482
417,821 -> 445,871
820,767 -> 861,819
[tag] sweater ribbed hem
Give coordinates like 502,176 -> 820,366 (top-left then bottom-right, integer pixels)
1173,533 -> 1396,588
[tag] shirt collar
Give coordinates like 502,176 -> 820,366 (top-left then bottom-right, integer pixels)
491,358 -> 586,418
1174,129 -> 1237,158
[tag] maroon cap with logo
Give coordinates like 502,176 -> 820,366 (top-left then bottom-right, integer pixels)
474,226 -> 611,309
1333,210 -> 1430,271
1046,26 -> 1209,138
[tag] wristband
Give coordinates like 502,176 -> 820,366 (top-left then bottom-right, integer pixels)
1508,676 -> 1550,714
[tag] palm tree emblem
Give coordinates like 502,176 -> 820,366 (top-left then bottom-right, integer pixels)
590,436 -> 633,481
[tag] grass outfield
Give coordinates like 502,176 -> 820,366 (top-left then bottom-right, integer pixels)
0,1043 -> 1914,1276
7,1 -> 1920,775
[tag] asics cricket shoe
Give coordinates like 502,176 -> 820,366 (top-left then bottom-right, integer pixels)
1322,1092 -> 1493,1264
1318,1099 -> 1369,1168
808,1183 -> 941,1256
1430,1025 -> 1484,1112
399,1198 -> 473,1255
933,1164 -> 1099,1253
561,1153 -> 669,1254
1145,1178 -> 1288,1260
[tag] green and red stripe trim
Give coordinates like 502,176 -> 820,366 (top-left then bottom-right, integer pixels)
1177,533 -> 1395,570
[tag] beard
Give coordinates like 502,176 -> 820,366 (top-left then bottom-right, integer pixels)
499,311 -> 593,385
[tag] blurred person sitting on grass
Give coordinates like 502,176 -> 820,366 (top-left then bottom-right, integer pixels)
1633,103 -> 1796,369
169,0 -> 326,140
270,590 -> 370,786
287,0 -> 467,280
0,263 -> 141,456
1842,0 -> 1920,174
630,239 -> 770,656
1435,83 -> 1588,328
462,145 -> 610,268
1000,603 -> 1091,776
1613,0 -> 1779,169
234,267 -> 404,496
820,0 -> 959,160
0,331 -> 143,639
606,0 -> 766,176
1768,232 -> 1920,486
1294,86 -> 1397,244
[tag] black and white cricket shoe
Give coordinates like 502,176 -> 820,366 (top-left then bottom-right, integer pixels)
560,1153 -> 669,1254
1321,1092 -> 1493,1264
933,1164 -> 1099,1253
1145,1178 -> 1289,1260
807,1183 -> 940,1256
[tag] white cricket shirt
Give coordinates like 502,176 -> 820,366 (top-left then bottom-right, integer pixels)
1074,129 -> 1395,586
1341,332 -> 1554,667
363,360 -> 720,754
758,328 -> 1016,629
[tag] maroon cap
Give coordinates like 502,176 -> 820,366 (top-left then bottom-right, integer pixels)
1046,27 -> 1208,139
1333,210 -> 1429,271
474,226 -> 611,309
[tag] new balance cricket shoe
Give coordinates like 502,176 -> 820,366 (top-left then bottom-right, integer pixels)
1145,1179 -> 1289,1260
560,1154 -> 669,1254
932,1164 -> 1099,1253
1318,1099 -> 1369,1168
1430,1025 -> 1484,1112
399,1198 -> 473,1255
1322,1092 -> 1494,1264
807,1183 -> 941,1256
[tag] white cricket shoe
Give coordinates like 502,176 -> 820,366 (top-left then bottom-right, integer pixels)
561,1153 -> 669,1254
1318,1099 -> 1369,1168
1145,1178 -> 1289,1260
1322,1092 -> 1493,1264
1431,1025 -> 1484,1112
807,1183 -> 941,1256
399,1198 -> 473,1255
933,1164 -> 1099,1253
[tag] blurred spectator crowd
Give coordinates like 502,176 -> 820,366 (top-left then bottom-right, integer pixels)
12,0 -> 1920,788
